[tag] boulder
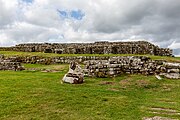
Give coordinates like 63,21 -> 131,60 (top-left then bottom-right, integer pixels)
62,61 -> 84,84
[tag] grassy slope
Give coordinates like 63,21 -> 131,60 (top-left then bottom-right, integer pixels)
0,64 -> 180,120
0,51 -> 180,63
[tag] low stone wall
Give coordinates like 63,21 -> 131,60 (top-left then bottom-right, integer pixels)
83,56 -> 180,79
0,54 -> 25,71
2,56 -> 110,64
0,54 -> 179,78
0,61 -> 24,71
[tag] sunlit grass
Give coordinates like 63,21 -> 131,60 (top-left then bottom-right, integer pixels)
0,64 -> 179,119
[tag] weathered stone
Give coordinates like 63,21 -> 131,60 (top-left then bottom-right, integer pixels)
83,56 -> 180,79
163,62 -> 180,69
54,49 -> 63,54
0,62 -> 24,71
155,74 -> 162,80
0,55 -> 25,71
0,41 -> 173,56
160,73 -> 180,79
167,69 -> 179,73
62,61 -> 84,84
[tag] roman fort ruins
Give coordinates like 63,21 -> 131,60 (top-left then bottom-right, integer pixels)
0,41 -> 179,80
0,41 -> 173,56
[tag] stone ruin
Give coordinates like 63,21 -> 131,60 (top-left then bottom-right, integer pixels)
0,54 -> 179,79
62,61 -> 84,84
0,41 -> 173,56
83,56 -> 180,79
0,40 -> 178,79
0,54 -> 24,71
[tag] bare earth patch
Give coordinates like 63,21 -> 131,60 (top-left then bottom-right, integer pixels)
135,80 -> 150,87
119,79 -> 132,88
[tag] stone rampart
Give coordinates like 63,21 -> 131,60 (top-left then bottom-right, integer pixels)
0,41 -> 173,56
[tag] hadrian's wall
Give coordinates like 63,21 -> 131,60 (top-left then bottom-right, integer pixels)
0,41 -> 173,56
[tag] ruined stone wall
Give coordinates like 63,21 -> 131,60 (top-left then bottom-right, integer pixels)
83,56 -> 180,79
2,55 -> 110,64
0,55 -> 24,71
0,41 -> 173,56
0,54 -> 179,79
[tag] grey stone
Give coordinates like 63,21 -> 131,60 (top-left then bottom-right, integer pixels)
62,61 -> 84,84
160,73 -> 180,79
0,41 -> 173,56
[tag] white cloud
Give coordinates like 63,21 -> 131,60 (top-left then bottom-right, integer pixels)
0,0 -> 18,27
168,41 -> 180,49
0,0 -> 180,55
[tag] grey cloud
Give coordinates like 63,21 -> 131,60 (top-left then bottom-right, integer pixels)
0,0 -> 180,55
0,0 -> 17,27
89,0 -> 180,49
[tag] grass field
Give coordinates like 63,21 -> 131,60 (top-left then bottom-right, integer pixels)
0,64 -> 180,120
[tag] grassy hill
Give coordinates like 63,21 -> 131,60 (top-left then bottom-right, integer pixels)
0,51 -> 180,119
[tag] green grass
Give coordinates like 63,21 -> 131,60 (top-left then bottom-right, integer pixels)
0,64 -> 180,120
0,51 -> 180,62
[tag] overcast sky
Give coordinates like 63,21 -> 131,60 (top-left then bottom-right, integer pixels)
0,0 -> 180,55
